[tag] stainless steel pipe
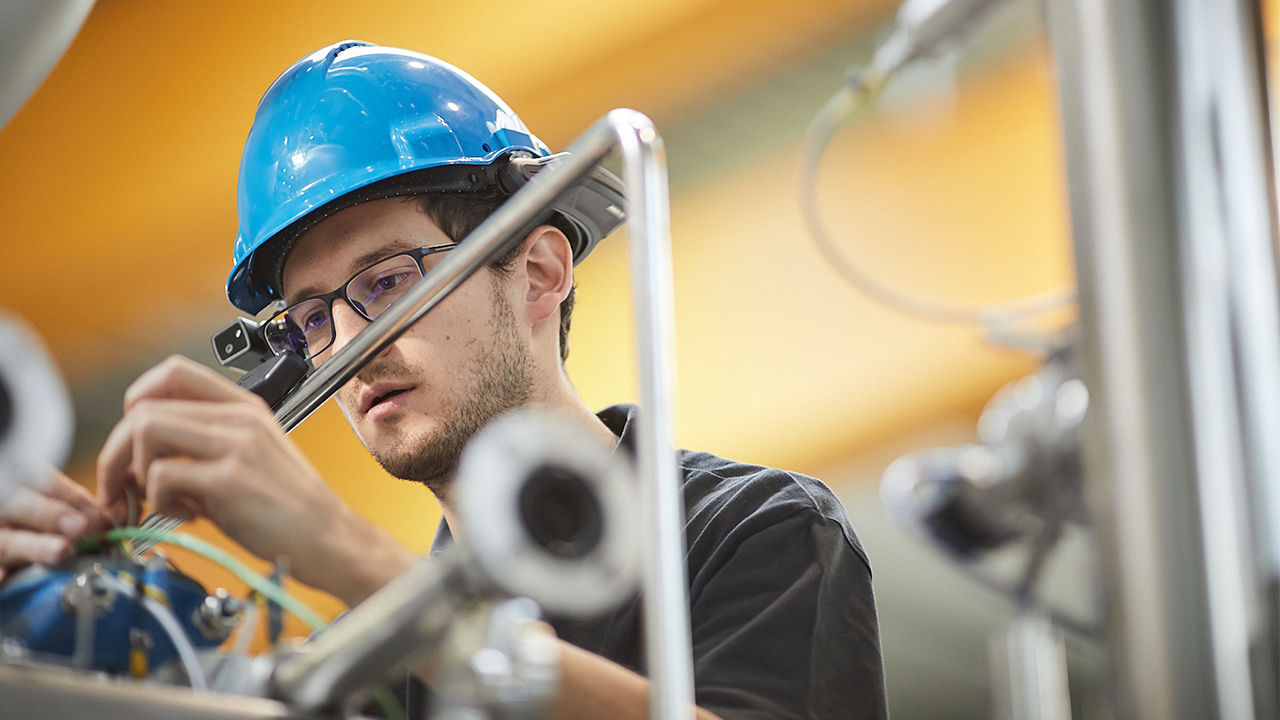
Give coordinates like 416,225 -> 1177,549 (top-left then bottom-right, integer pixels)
273,109 -> 693,720
988,610 -> 1071,720
271,554 -> 468,710
1045,0 -> 1280,717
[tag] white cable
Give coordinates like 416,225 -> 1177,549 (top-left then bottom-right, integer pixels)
797,67 -> 1077,329
230,598 -> 258,659
94,572 -> 209,691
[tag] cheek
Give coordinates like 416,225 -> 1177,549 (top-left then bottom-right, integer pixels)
413,299 -> 485,347
335,385 -> 359,415
434,272 -> 499,326
336,394 -> 357,423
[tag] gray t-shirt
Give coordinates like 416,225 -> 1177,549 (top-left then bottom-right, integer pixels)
428,404 -> 888,719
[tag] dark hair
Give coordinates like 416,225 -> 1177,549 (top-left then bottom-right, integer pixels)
414,189 -> 577,363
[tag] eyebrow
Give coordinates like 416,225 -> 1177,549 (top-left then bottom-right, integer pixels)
287,239 -> 420,302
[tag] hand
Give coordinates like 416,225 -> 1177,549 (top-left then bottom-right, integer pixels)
96,355 -> 415,604
0,469 -> 110,583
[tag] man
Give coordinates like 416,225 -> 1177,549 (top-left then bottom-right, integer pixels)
0,42 -> 888,719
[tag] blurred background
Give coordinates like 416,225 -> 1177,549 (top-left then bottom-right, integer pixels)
0,0 -> 1098,716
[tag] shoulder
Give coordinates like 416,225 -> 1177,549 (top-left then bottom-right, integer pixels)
679,450 -> 842,519
596,403 -> 873,575
677,449 -> 872,576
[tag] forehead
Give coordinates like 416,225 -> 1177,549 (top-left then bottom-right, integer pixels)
281,197 -> 450,301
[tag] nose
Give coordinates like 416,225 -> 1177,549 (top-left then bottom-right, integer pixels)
320,299 -> 371,364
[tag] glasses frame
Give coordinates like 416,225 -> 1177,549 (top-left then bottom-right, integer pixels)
264,243 -> 458,361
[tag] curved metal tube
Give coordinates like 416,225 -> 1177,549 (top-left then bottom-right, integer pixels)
272,109 -> 693,720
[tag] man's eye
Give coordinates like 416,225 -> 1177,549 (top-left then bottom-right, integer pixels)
302,310 -> 329,331
374,271 -> 412,291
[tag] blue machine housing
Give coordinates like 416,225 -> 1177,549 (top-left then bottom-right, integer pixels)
0,558 -> 226,675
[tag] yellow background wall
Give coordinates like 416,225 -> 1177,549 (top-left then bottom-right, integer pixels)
2,0 -> 1073,647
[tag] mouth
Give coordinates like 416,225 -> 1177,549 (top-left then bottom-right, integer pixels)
360,384 -> 415,416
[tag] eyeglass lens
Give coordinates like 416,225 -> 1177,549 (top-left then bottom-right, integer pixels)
262,253 -> 426,360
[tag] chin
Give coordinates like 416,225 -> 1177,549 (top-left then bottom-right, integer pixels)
360,413 -> 427,450
369,425 -> 462,497
343,398 -> 426,444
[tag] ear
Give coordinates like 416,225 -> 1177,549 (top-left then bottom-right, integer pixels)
521,225 -> 574,325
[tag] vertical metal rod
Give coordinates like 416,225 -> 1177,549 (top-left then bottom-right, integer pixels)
1169,0 -> 1277,716
1208,0 -> 1280,593
988,610 -> 1072,720
1044,1 -> 1219,718
612,109 -> 695,720
1190,2 -> 1280,713
1046,0 -> 1279,717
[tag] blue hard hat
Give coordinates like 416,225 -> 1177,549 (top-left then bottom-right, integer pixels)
226,41 -> 624,314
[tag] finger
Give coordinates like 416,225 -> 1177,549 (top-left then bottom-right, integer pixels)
0,486 -> 87,537
0,528 -> 70,567
42,468 -> 110,528
99,400 -> 237,512
97,410 -> 141,512
144,457 -> 213,523
123,355 -> 256,412
103,494 -> 131,527
129,407 -> 235,487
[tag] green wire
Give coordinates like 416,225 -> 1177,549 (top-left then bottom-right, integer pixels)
368,684 -> 407,720
84,527 -> 407,719
100,527 -> 328,631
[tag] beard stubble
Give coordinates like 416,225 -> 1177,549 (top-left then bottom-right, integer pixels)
360,286 -> 534,499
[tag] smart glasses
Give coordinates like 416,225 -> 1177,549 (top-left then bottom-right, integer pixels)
262,244 -> 458,363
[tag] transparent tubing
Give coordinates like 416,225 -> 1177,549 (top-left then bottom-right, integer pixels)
272,109 -> 693,720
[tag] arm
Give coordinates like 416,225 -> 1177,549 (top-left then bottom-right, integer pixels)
553,640 -> 723,720
21,356 -> 718,720
92,356 -> 767,720
683,506 -> 888,720
95,355 -> 416,606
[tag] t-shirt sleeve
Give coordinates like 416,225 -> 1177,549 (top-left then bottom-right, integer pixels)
687,505 -> 888,720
